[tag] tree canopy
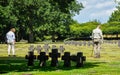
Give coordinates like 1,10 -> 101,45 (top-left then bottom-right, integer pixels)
0,0 -> 83,43
1,0 -> 120,43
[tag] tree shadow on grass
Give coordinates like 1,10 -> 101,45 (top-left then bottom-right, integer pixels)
0,56 -> 107,74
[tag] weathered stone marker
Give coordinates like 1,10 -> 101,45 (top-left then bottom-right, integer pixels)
43,44 -> 50,54
25,51 -> 36,66
78,41 -> 82,46
52,45 -> 57,49
49,49 -> 60,67
62,52 -> 71,67
83,41 -> 86,46
71,52 -> 86,67
76,52 -> 86,67
87,41 -> 91,46
36,45 -> 42,54
25,45 -> 36,66
59,45 -> 65,54
28,45 -> 35,52
37,52 -> 49,67
118,40 -> 120,48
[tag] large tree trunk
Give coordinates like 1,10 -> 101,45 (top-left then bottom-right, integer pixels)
116,34 -> 118,39
52,34 -> 55,42
28,20 -> 34,43
28,31 -> 34,43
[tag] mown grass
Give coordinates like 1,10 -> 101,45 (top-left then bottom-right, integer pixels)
0,42 -> 120,75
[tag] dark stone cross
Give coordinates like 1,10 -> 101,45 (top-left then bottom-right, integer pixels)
62,52 -> 71,67
76,52 -> 86,67
49,49 -> 61,67
25,51 -> 36,66
37,52 -> 49,67
71,52 -> 86,67
25,45 -> 36,66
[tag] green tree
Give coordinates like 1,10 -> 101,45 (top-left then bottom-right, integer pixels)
0,0 -> 17,43
108,2 -> 120,38
0,0 -> 83,43
70,21 -> 100,39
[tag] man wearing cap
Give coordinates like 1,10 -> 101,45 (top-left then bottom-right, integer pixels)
92,25 -> 103,58
6,28 -> 16,56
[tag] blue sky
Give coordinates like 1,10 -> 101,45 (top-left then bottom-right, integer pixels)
73,0 -> 118,23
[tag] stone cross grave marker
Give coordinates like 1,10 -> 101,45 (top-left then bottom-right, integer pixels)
71,52 -> 86,67
25,51 -> 36,66
49,49 -> 61,67
62,52 -> 71,67
83,41 -> 86,46
37,52 -> 49,67
43,44 -> 50,54
118,40 -> 120,48
36,45 -> 42,54
59,45 -> 65,54
52,45 -> 57,49
28,45 -> 35,52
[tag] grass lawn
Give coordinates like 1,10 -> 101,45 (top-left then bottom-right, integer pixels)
0,42 -> 120,75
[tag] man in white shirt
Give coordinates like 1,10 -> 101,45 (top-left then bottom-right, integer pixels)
6,28 -> 16,56
92,25 -> 103,58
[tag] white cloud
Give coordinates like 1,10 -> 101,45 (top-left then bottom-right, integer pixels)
95,1 -> 115,9
74,0 -> 117,23
90,8 -> 117,17
115,0 -> 120,2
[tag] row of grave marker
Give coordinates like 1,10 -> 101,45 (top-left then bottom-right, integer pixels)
64,41 -> 93,46
28,44 -> 65,54
25,48 -> 86,67
64,40 -> 120,47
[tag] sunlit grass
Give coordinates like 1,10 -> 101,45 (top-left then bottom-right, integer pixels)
0,42 -> 120,75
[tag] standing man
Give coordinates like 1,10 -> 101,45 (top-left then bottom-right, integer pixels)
92,25 -> 103,58
6,28 -> 16,56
